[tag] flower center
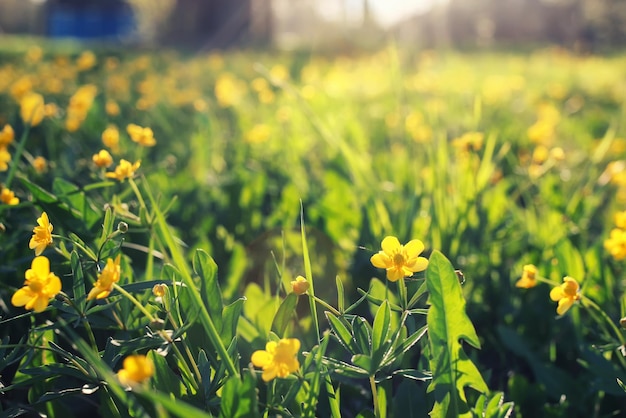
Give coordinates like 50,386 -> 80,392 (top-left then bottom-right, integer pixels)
392,252 -> 406,267
29,279 -> 44,293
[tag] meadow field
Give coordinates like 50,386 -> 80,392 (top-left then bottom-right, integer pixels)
1,38 -> 626,417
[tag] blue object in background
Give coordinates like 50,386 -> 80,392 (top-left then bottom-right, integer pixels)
47,6 -> 135,40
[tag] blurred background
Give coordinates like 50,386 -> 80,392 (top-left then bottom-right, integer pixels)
0,0 -> 625,51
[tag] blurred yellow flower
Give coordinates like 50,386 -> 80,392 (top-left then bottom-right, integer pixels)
43,103 -> 59,118
20,92 -> 45,126
106,159 -> 141,181
10,76 -> 32,101
87,255 -> 121,300
117,354 -> 154,386
531,145 -> 550,165
215,73 -> 245,108
29,212 -> 53,256
515,264 -> 538,289
290,276 -> 309,295
26,45 -> 43,63
251,338 -> 300,382
33,156 -> 48,174
76,50 -> 96,71
245,124 -> 271,144
105,100 -> 121,116
549,276 -> 581,315
615,211 -> 626,229
604,228 -> 626,260
126,124 -> 156,147
0,124 -> 14,147
370,236 -> 429,282
11,256 -> 61,313
102,125 -> 120,153
0,148 -> 10,171
66,84 -> 98,131
452,132 -> 484,152
92,149 -> 113,168
1,187 -> 19,205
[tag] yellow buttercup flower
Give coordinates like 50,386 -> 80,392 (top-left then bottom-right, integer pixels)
370,236 -> 429,282
117,354 -> 154,386
515,264 -> 538,289
105,100 -> 120,116
105,159 -> 141,181
251,338 -> 300,382
126,123 -> 156,147
0,147 -> 10,171
549,276 -> 581,315
29,212 -> 53,256
615,211 -> 626,229
87,255 -> 121,300
290,276 -> 309,295
102,125 -> 120,153
76,50 -> 96,71
1,187 -> 19,205
152,283 -> 167,298
33,156 -> 48,174
11,256 -> 61,313
92,149 -> 113,168
0,124 -> 14,147
604,228 -> 626,260
20,92 -> 45,126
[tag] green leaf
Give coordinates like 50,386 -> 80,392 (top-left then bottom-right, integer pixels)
326,312 -> 358,354
372,300 -> 390,354
271,292 -> 298,337
351,316 -> 372,356
554,238 -> 585,281
52,177 -> 101,229
148,351 -> 184,398
336,276 -> 345,313
193,249 -> 223,331
426,250 -> 488,418
221,297 -> 245,345
380,324 -> 427,369
351,354 -> 372,373
219,373 -> 260,418
70,251 -> 86,314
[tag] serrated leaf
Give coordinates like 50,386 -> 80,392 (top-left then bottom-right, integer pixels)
271,292 -> 298,337
426,250 -> 488,418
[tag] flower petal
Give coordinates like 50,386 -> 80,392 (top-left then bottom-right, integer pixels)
261,365 -> 277,382
556,298 -> 574,315
32,295 -> 49,313
370,253 -> 390,269
251,350 -> 272,368
549,286 -> 565,301
11,287 -> 34,307
31,256 -> 50,277
407,256 -> 429,273
381,236 -> 401,255
404,239 -> 425,258
44,274 -> 62,297
386,267 -> 403,282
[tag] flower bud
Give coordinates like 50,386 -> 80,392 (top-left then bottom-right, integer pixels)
117,221 -> 128,233
291,276 -> 310,295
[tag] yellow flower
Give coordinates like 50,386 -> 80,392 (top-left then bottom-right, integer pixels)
245,124 -> 271,144
515,264 -> 538,289
604,228 -> 626,260
11,256 -> 62,313
76,50 -> 96,71
0,124 -> 14,147
29,212 -> 53,256
105,100 -> 120,116
549,276 -> 581,315
0,147 -> 10,171
87,255 -> 121,300
20,92 -> 45,126
291,276 -> 309,295
105,159 -> 141,181
251,338 -> 300,382
370,236 -> 429,282
10,76 -> 32,101
92,149 -> 113,168
102,125 -> 120,153
1,187 -> 19,205
152,283 -> 167,298
117,354 -> 154,386
126,124 -> 156,147
33,156 -> 48,174
44,103 -> 59,118
615,211 -> 626,229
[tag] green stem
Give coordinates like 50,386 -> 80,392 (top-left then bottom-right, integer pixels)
128,178 -> 149,219
369,375 -> 381,418
5,123 -> 31,189
52,234 -> 98,262
311,295 -> 341,317
112,282 -> 156,323
398,277 -> 407,310
582,296 -> 626,346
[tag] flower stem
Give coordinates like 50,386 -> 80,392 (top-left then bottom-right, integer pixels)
582,295 -> 626,346
112,282 -> 156,323
311,294 -> 341,316
5,123 -> 31,189
369,375 -> 381,418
